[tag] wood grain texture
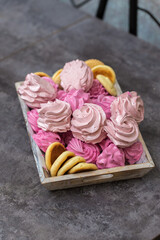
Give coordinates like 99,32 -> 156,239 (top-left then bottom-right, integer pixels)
15,80 -> 155,190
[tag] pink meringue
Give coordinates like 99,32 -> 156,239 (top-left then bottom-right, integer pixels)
91,94 -> 116,118
18,73 -> 56,108
104,115 -> 139,148
42,77 -> 58,90
71,103 -> 107,144
124,141 -> 143,164
67,138 -> 100,164
99,138 -> 112,151
89,79 -> 108,98
111,91 -> 144,123
60,131 -> 73,146
60,59 -> 93,92
37,99 -> 72,132
57,88 -> 90,111
27,109 -> 40,133
33,130 -> 62,152
57,90 -> 67,101
96,143 -> 125,169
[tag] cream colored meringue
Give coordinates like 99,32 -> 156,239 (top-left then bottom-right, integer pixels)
18,73 -> 56,108
71,103 -> 107,144
60,59 -> 93,92
104,115 -> 139,148
111,91 -> 144,123
37,100 -> 72,132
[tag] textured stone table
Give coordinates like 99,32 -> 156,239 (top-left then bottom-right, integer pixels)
0,1 -> 160,240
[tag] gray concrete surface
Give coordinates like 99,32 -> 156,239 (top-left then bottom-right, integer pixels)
61,0 -> 160,48
0,1 -> 160,239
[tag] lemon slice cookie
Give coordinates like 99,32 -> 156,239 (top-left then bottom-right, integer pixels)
50,151 -> 75,177
85,59 -> 104,69
52,69 -> 63,85
68,163 -> 98,174
96,74 -> 117,96
57,156 -> 86,176
92,65 -> 116,84
45,142 -> 66,170
34,72 -> 50,78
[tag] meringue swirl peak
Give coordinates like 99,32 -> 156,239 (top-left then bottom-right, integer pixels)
71,103 -> 107,144
104,115 -> 139,148
18,73 -> 57,108
37,99 -> 72,132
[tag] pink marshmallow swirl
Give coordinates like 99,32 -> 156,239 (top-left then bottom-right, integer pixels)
96,143 -> 125,169
99,138 -> 112,151
111,91 -> 144,123
57,89 -> 90,111
18,73 -> 56,108
37,99 -> 72,132
67,138 -> 100,164
91,94 -> 116,119
104,115 -> 139,148
60,59 -> 93,92
71,103 -> 107,144
124,141 -> 143,164
33,130 -> 62,152
42,77 -> 58,90
89,79 -> 108,99
27,109 -> 40,133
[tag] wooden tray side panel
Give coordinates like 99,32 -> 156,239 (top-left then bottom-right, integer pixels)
43,168 -> 151,190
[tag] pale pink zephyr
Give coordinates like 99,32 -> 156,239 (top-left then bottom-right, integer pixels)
18,73 -> 56,108
124,141 -> 143,164
27,109 -> 40,133
67,138 -> 100,164
42,77 -> 58,90
33,130 -> 62,152
37,99 -> 72,132
60,59 -> 93,92
71,103 -> 107,144
111,91 -> 144,123
96,143 -> 125,169
104,115 -> 139,148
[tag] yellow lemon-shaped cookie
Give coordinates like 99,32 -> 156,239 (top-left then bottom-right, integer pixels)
52,69 -> 63,85
96,74 -> 117,96
57,156 -> 86,176
45,142 -> 66,170
92,65 -> 116,84
85,59 -> 104,69
50,151 -> 75,177
68,163 -> 98,174
34,72 -> 50,78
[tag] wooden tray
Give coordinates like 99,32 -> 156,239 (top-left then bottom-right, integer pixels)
15,81 -> 155,190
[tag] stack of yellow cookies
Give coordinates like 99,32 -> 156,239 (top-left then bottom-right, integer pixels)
45,142 -> 98,177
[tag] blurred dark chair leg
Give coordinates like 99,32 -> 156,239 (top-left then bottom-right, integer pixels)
129,0 -> 138,36
152,235 -> 160,240
96,0 -> 108,19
